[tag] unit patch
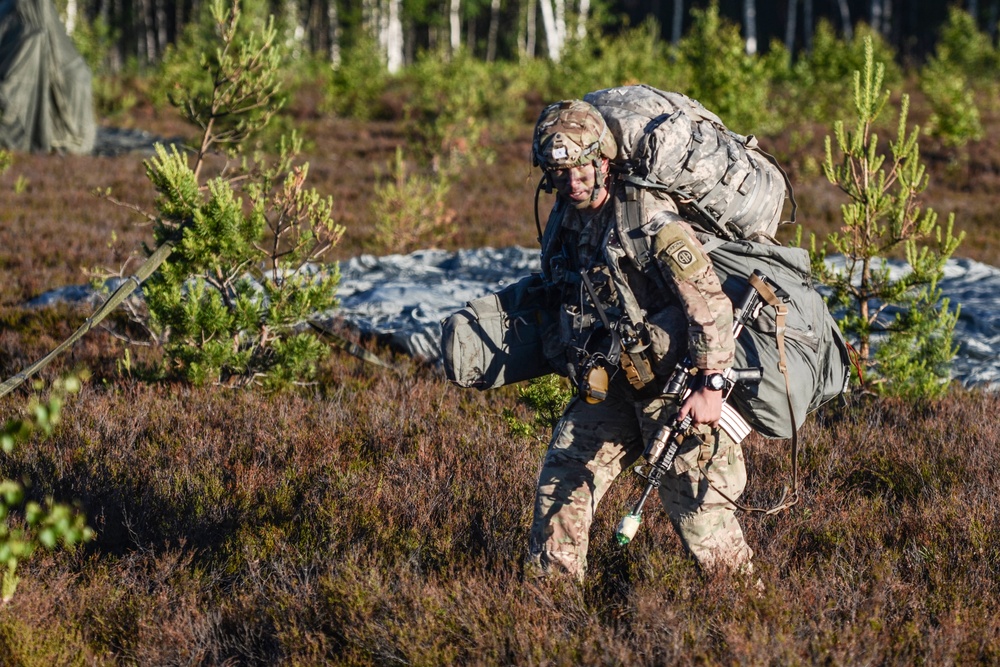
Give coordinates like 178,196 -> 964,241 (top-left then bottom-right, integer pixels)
653,224 -> 707,281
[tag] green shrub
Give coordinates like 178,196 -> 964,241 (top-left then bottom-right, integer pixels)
550,20 -> 676,98
502,375 -> 573,439
323,36 -> 392,121
810,37 -> 964,399
931,6 -> 999,84
919,56 -> 983,149
918,8 -> 988,150
370,147 -> 456,254
104,0 -> 345,388
0,376 -> 93,603
792,21 -> 901,123
143,139 -> 344,388
676,2 -> 779,134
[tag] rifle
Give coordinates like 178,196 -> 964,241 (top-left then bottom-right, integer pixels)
615,270 -> 789,545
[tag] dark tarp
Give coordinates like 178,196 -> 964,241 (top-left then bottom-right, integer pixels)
0,0 -> 95,153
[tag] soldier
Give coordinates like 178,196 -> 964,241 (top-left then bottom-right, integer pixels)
527,99 -> 754,581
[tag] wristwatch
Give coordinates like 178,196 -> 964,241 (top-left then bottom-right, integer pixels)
701,372 -> 726,391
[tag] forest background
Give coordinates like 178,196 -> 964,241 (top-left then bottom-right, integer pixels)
1,0 -> 1000,663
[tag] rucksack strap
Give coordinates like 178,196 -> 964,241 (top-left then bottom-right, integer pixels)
708,271 -> 800,515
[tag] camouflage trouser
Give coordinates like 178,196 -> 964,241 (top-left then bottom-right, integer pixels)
527,389 -> 753,581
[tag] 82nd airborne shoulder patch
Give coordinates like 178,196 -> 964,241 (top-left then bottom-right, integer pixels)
653,223 -> 707,281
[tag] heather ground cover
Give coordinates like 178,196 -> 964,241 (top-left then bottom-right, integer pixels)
1,86 -> 1000,663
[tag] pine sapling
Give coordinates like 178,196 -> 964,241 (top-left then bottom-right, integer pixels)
810,36 -> 964,399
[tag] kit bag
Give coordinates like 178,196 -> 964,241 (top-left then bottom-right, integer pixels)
697,236 -> 851,438
441,273 -> 554,390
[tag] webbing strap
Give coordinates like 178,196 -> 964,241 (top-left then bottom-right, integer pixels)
708,272 -> 799,515
0,241 -> 175,399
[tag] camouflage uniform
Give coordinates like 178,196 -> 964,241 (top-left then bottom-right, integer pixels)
530,181 -> 753,582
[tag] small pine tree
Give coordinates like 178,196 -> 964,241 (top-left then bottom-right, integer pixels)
810,36 -> 964,399
108,0 -> 344,388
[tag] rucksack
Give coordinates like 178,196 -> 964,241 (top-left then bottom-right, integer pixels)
442,273 -> 554,390
584,84 -> 796,243
591,84 -> 849,441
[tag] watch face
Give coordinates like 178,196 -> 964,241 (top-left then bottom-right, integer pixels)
705,373 -> 725,391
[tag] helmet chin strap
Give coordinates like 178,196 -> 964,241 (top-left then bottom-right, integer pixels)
590,158 -> 608,203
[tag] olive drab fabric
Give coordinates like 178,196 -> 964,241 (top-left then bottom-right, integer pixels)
693,236 -> 851,439
0,0 -> 95,154
584,84 -> 791,243
442,273 -> 556,389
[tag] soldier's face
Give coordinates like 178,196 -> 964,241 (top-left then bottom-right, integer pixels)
549,159 -> 609,210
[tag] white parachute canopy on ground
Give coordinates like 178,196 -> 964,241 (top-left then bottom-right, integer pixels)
0,0 -> 95,154
24,247 -> 1000,391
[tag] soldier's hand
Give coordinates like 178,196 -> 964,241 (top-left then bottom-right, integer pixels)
678,387 -> 722,428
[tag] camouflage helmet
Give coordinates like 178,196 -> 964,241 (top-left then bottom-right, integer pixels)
531,100 -> 617,170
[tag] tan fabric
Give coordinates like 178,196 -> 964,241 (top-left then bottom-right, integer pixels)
527,380 -> 752,580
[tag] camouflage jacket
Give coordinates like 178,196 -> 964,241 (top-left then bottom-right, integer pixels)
540,183 -> 735,373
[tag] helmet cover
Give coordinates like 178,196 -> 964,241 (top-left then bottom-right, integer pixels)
532,100 -> 617,170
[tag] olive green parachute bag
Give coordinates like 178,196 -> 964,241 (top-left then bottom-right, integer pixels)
442,273 -> 555,390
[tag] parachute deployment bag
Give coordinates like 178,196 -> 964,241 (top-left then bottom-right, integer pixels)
442,273 -> 555,390
697,236 -> 851,439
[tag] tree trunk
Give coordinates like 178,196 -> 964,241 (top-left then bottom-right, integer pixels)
525,0 -> 536,58
969,0 -> 979,21
743,0 -> 757,54
803,0 -> 813,51
836,0 -> 852,41
555,0 -> 566,49
156,0 -> 168,56
140,0 -> 154,62
385,0 -> 403,72
328,0 -> 341,66
870,0 -> 882,36
577,0 -> 589,40
64,0 -> 77,34
538,0 -> 562,60
450,0 -> 461,55
784,0 -> 797,52
487,0 -> 500,61
671,0 -> 683,44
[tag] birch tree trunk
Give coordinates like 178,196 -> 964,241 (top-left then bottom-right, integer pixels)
577,0 -> 590,39
525,0 -> 537,57
538,0 -> 563,60
836,0 -> 852,41
487,0 -> 501,61
554,0 -> 566,49
784,0 -> 797,52
450,0 -> 461,55
385,0 -> 403,72
743,0 -> 757,54
671,0 -> 683,44
64,0 -> 77,34
328,0 -> 341,65
153,0 -> 168,59
870,0 -> 883,35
